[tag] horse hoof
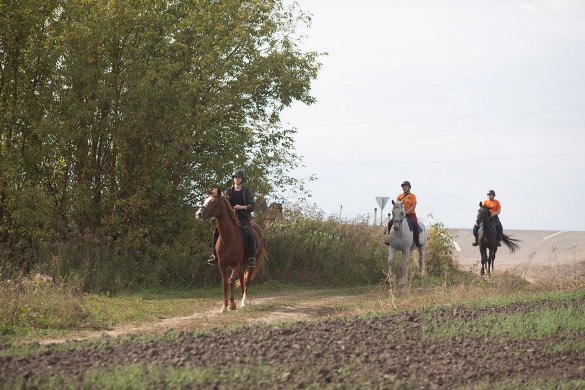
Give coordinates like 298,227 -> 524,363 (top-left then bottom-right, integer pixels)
221,307 -> 227,314
230,303 -> 236,311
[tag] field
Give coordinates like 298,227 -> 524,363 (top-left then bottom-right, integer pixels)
1,278 -> 585,389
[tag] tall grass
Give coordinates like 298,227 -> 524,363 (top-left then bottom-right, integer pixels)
0,273 -> 88,336
260,206 -> 387,286
1,207 -> 467,293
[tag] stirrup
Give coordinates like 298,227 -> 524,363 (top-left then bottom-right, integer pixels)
248,257 -> 257,268
207,255 -> 217,265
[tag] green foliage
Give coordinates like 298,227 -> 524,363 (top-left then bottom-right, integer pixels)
260,205 -> 387,286
421,290 -> 585,341
0,0 -> 321,276
424,222 -> 462,283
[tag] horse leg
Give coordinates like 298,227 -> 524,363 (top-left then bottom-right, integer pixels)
418,245 -> 425,277
387,246 -> 397,285
239,271 -> 247,308
228,269 -> 238,310
399,249 -> 410,286
492,247 -> 497,273
480,247 -> 486,276
220,267 -> 229,313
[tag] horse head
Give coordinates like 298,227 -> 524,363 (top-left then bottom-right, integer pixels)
196,188 -> 224,220
391,199 -> 406,231
476,201 -> 491,225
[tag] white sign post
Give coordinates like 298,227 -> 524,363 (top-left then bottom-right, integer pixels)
375,196 -> 389,226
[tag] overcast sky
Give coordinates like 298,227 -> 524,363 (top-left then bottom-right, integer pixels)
280,0 -> 585,231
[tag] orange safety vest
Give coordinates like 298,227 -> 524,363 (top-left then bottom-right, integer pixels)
482,198 -> 501,214
397,192 -> 417,213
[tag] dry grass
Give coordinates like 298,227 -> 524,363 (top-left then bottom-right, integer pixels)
0,274 -> 88,337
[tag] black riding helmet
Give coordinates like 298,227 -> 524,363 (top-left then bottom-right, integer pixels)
401,180 -> 411,188
232,169 -> 247,182
487,190 -> 496,196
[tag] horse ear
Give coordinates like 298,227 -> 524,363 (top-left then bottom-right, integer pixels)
392,199 -> 395,205
479,201 -> 482,207
217,187 -> 222,196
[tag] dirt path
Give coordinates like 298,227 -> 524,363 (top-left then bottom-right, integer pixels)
38,293 -> 359,345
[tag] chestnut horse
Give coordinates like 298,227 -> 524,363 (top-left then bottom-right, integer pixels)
476,202 -> 520,276
196,188 -> 266,313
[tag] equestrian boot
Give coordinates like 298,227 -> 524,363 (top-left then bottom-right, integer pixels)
414,234 -> 423,247
248,257 -> 257,268
208,246 -> 218,265
246,226 -> 257,268
208,229 -> 219,265
472,239 -> 479,246
207,253 -> 217,265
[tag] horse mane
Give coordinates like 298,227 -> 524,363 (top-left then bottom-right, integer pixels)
220,195 -> 240,227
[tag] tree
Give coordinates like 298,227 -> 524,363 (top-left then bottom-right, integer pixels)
0,0 -> 321,276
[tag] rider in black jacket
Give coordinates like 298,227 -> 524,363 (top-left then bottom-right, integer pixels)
207,169 -> 257,267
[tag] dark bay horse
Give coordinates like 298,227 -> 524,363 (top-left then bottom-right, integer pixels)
476,202 -> 520,276
196,188 -> 266,313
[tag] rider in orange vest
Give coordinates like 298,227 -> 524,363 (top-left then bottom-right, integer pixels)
472,189 -> 503,246
388,180 -> 422,246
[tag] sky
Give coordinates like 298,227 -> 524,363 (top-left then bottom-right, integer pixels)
279,0 -> 585,231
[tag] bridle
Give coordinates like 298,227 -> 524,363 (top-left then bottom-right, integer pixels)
392,204 -> 405,231
197,194 -> 222,219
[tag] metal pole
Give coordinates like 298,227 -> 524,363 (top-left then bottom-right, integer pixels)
373,208 -> 377,226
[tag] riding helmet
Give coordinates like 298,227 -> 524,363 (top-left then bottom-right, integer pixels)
487,190 -> 496,196
232,169 -> 247,182
401,180 -> 411,188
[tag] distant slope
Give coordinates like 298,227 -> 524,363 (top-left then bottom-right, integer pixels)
448,229 -> 585,281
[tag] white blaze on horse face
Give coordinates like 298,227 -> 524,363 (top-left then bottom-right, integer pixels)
196,195 -> 215,219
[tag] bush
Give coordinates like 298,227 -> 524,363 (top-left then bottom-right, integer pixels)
0,273 -> 88,335
425,222 -> 465,284
1,204 -> 460,292
260,205 -> 387,287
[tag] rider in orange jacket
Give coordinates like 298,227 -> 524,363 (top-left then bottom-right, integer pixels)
472,189 -> 503,246
388,181 -> 422,247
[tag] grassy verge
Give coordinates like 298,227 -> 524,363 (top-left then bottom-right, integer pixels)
1,273 -> 584,346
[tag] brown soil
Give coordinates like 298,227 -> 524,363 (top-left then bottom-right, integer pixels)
2,295 -> 584,388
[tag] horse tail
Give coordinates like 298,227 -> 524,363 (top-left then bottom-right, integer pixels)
235,246 -> 267,288
501,233 -> 520,254
252,243 -> 268,277
235,225 -> 268,287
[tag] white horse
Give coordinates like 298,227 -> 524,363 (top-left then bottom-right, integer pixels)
386,200 -> 427,286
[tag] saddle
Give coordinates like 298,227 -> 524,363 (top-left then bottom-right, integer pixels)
478,221 -> 497,234
406,219 -> 423,234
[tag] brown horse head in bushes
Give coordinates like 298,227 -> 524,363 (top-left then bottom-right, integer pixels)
196,188 -> 266,313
